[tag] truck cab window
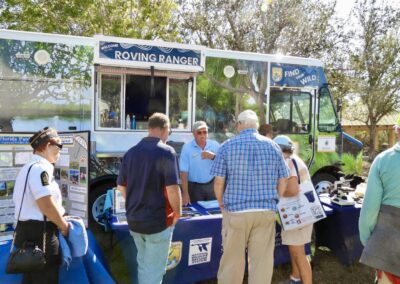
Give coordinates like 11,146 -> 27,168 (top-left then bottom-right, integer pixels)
318,87 -> 338,132
269,91 -> 311,134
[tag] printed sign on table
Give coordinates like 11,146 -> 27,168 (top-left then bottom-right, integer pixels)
188,237 -> 212,266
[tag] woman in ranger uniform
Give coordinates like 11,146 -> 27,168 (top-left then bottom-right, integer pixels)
12,127 -> 69,284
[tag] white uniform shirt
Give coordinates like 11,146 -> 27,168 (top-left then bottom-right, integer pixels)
13,154 -> 65,221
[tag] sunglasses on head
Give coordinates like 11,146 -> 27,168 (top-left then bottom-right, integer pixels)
50,142 -> 63,150
196,130 -> 208,135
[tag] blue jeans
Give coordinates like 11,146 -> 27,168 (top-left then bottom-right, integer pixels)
130,226 -> 174,284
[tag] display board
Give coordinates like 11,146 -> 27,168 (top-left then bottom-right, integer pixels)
0,131 -> 90,233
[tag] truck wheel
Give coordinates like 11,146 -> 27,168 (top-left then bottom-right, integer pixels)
88,180 -> 116,231
312,173 -> 337,194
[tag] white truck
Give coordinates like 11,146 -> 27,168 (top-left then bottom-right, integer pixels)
0,29 -> 362,228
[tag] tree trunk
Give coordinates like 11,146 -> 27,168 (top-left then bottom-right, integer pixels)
368,123 -> 377,161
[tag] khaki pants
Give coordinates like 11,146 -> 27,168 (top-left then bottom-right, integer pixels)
218,210 -> 276,284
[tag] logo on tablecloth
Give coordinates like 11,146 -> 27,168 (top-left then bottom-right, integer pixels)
166,241 -> 182,270
188,237 -> 212,266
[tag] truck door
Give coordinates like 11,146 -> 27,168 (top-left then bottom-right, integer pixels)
269,89 -> 313,163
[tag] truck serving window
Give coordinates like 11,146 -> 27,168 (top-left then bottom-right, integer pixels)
125,74 -> 166,130
269,90 -> 311,134
96,68 -> 192,131
318,87 -> 338,132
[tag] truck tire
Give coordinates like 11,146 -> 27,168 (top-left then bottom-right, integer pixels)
312,173 -> 337,194
88,180 -> 116,231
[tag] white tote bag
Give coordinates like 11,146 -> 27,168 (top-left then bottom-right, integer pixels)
277,180 -> 326,231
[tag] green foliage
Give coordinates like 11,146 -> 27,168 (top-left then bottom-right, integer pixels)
341,152 -> 363,175
348,0 -> 400,158
0,0 -> 179,40
178,0 -> 341,122
178,0 -> 339,57
309,152 -> 340,176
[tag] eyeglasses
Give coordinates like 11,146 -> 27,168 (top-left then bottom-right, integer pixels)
168,129 -> 172,136
50,142 -> 63,150
196,130 -> 208,135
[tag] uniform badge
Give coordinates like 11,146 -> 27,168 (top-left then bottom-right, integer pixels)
272,66 -> 283,82
41,171 -> 50,186
166,241 -> 182,270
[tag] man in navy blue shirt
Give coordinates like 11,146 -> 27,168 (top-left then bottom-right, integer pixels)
117,112 -> 181,284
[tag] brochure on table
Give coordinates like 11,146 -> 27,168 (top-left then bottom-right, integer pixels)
277,180 -> 326,231
0,131 -> 90,237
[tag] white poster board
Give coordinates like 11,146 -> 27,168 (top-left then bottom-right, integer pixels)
277,181 -> 326,231
0,131 -> 90,230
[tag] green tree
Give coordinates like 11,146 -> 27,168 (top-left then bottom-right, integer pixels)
349,0 -> 400,159
177,0 -> 342,122
0,0 -> 178,40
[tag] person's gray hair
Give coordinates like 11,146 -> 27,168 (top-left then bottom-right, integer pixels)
237,110 -> 259,129
148,113 -> 170,129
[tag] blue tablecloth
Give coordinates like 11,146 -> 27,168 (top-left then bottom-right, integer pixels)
0,230 -> 115,284
314,194 -> 363,266
110,202 -> 311,284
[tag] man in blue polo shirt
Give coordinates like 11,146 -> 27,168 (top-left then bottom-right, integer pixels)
180,121 -> 220,205
117,112 -> 181,284
211,110 -> 291,284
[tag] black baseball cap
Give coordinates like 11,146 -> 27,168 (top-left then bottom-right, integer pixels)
29,127 -> 59,149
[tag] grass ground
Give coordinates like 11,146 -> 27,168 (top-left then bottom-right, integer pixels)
195,247 -> 375,284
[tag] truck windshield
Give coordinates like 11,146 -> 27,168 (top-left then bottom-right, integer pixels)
269,90 -> 311,134
318,87 -> 338,132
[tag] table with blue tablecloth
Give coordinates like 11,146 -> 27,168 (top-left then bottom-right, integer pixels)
109,200 -> 312,284
314,194 -> 363,266
0,230 -> 115,284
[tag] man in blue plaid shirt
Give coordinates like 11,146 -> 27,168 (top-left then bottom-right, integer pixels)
211,109 -> 290,284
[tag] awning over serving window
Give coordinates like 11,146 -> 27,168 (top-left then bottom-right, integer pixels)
95,65 -> 195,80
